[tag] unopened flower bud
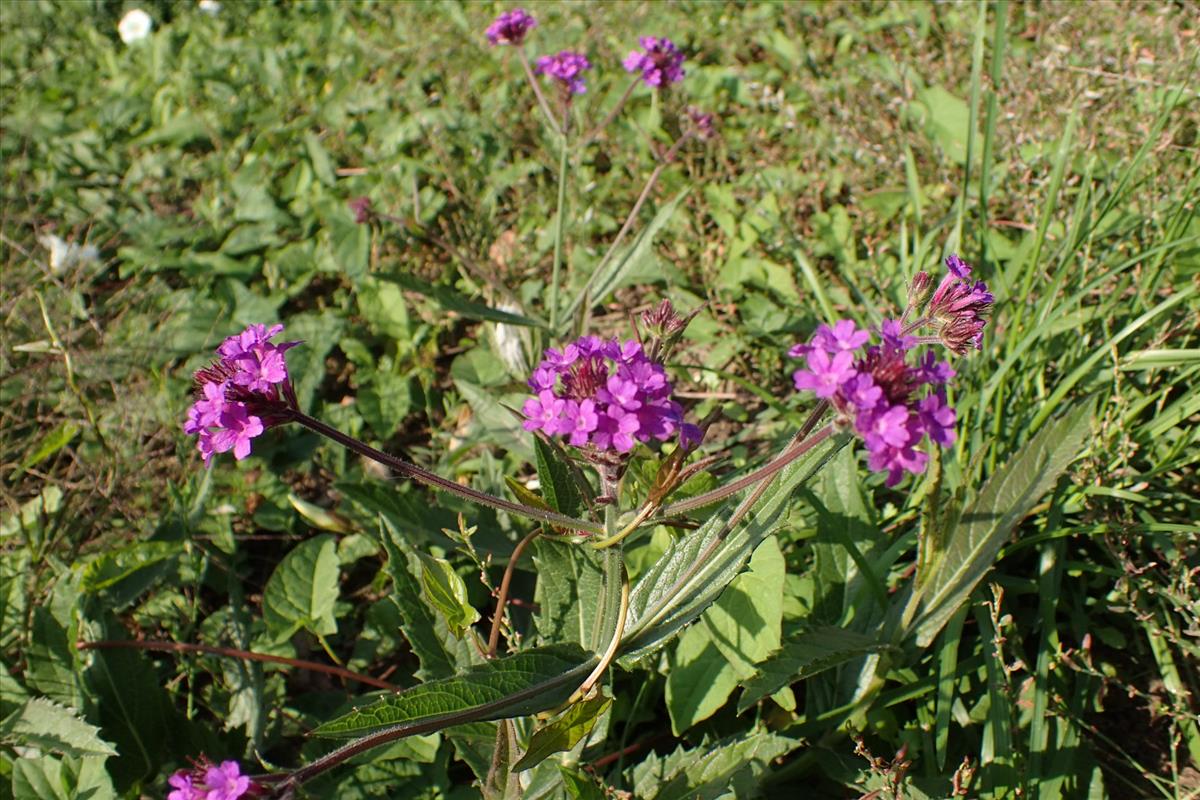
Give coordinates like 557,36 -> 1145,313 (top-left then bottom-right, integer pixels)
347,196 -> 374,225
907,271 -> 932,309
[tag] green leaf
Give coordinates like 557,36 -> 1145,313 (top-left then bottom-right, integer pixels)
907,404 -> 1091,646
262,534 -> 340,643
619,434 -> 849,667
631,729 -> 798,800
414,551 -> 480,638
664,622 -> 740,735
533,436 -> 584,518
378,517 -> 474,680
912,85 -> 973,165
0,697 -> 117,758
313,644 -> 595,739
80,540 -> 181,595
304,131 -> 336,186
288,492 -> 356,534
736,627 -> 891,713
27,606 -> 82,708
512,693 -> 611,772
381,272 -> 545,328
12,755 -> 117,800
665,538 -> 787,733
532,539 -> 607,650
19,421 -> 78,470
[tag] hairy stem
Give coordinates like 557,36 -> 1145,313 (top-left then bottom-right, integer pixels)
660,408 -> 832,517
76,639 -> 399,692
289,410 -> 604,535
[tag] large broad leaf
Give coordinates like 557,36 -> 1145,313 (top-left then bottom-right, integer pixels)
0,697 -> 117,758
665,538 -> 785,733
630,729 -> 799,800
533,540 -> 608,650
618,434 -> 849,667
533,436 -> 585,518
906,404 -> 1091,646
736,627 -> 892,713
312,644 -> 595,739
262,534 -> 340,643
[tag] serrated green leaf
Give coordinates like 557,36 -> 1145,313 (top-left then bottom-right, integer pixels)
27,606 -> 82,708
908,404 -> 1091,646
560,765 -> 606,800
513,693 -> 611,772
262,534 -> 340,643
631,729 -> 798,800
665,622 -> 740,735
702,537 -> 785,678
736,627 -> 890,713
0,697 -> 117,758
313,644 -> 595,739
533,436 -> 584,518
619,434 -> 849,667
415,551 -> 480,638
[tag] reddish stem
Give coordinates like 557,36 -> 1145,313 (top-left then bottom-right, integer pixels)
76,639 -> 401,692
487,529 -> 541,657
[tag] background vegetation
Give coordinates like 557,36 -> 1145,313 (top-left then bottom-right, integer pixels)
1,1 -> 1197,798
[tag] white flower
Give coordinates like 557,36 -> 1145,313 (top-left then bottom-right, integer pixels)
198,0 -> 221,15
38,234 -> 99,274
118,9 -> 152,44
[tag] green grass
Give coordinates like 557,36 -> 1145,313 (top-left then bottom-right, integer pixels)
2,1 -> 1198,798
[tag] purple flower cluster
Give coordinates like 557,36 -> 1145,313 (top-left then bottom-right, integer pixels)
791,319 -> 958,486
183,324 -> 298,466
923,254 -> 994,354
523,336 -> 700,453
623,36 -> 685,88
168,760 -> 252,800
486,7 -> 537,46
535,50 -> 591,95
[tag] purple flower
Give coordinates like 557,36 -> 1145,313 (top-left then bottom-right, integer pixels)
184,324 -> 298,467
167,759 -> 254,800
789,308 -> 969,486
486,8 -> 536,46
685,106 -> 716,140
522,335 -> 694,454
167,772 -> 203,800
623,36 -> 685,88
917,392 -> 957,447
792,349 -> 857,398
203,761 -> 251,800
535,50 -> 591,95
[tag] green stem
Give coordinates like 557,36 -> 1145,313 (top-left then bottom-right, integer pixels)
550,132 -> 569,333
517,48 -> 561,137
288,410 -> 603,535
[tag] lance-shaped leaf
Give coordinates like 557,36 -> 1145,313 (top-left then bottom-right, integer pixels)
0,697 -> 117,758
630,728 -> 798,800
533,436 -> 585,518
905,404 -> 1091,646
512,693 -> 611,772
313,644 -> 595,739
736,627 -> 891,713
618,434 -> 848,667
381,272 -> 545,329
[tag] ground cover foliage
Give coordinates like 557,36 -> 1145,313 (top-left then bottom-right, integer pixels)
2,1 -> 1198,798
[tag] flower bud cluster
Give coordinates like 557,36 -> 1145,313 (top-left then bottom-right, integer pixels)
914,254 -> 994,354
485,7 -> 537,46
522,336 -> 700,454
535,51 -> 592,95
183,324 -> 298,466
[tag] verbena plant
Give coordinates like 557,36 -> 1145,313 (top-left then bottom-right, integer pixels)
153,9 -> 1088,799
